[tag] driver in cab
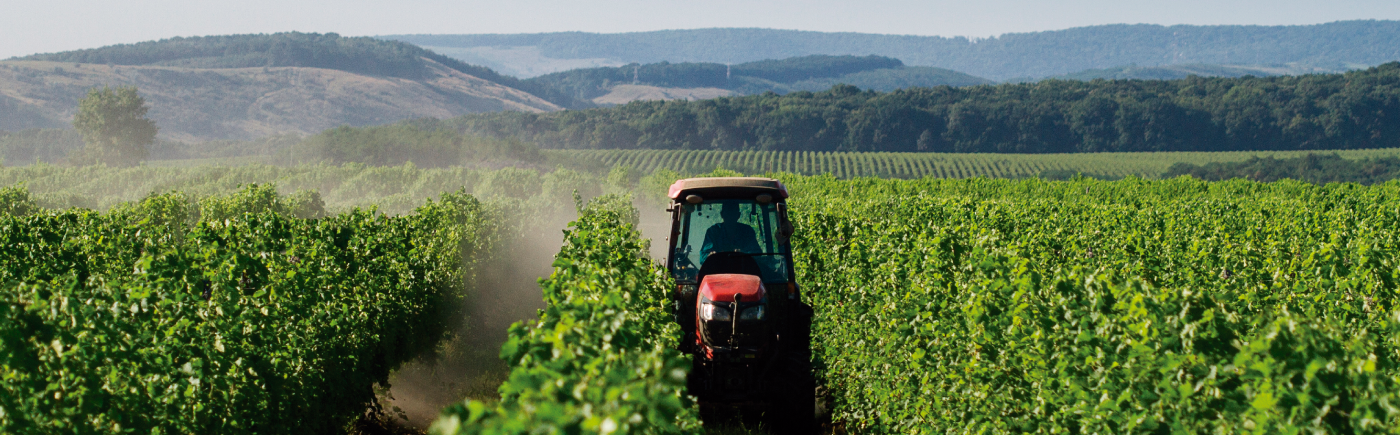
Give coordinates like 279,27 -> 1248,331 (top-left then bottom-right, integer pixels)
701,202 -> 762,260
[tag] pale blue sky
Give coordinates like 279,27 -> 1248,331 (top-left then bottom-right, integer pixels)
4,0 -> 1399,59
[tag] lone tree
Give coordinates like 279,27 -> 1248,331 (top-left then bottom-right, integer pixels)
71,86 -> 157,166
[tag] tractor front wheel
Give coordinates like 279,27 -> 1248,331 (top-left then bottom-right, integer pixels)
769,302 -> 816,434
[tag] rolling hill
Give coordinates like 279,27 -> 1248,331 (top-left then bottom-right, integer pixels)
527,55 -> 992,105
383,21 -> 1400,81
0,60 -> 559,142
1,33 -> 566,141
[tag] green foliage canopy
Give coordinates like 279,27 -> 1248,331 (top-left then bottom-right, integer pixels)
0,184 -> 35,216
289,120 -> 543,168
0,129 -> 84,165
781,176 -> 1400,432
1164,153 -> 1400,184
71,86 -> 157,166
0,184 -> 486,433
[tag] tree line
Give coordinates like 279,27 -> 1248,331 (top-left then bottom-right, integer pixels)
1164,153 -> 1400,184
286,119 -> 543,168
528,55 -> 904,98
527,55 -> 987,105
2,86 -> 163,167
440,62 -> 1400,153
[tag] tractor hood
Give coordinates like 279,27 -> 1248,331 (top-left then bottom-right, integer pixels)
699,274 -> 766,303
696,273 -> 771,359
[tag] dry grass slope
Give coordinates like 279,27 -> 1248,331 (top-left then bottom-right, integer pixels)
0,60 -> 560,142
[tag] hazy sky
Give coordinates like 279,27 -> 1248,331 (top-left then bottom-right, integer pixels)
4,0 -> 1399,59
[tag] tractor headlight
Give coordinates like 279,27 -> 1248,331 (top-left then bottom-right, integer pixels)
739,305 -> 765,321
699,303 -> 731,322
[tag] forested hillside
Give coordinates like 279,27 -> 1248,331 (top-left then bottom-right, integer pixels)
528,55 -> 989,104
1048,63 -> 1332,81
434,63 -> 1400,153
384,21 -> 1400,80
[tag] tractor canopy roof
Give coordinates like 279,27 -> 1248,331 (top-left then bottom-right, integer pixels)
668,177 -> 789,200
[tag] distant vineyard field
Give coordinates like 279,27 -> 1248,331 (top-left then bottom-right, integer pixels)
551,148 -> 1400,179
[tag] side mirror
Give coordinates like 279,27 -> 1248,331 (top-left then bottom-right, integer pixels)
777,203 -> 794,237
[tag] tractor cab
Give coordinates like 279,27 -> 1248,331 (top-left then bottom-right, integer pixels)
666,177 -> 797,355
665,177 -> 814,430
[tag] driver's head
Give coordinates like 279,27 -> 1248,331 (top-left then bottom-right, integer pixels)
720,202 -> 741,222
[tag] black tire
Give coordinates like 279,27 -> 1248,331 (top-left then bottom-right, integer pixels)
698,402 -> 726,427
688,354 -> 707,401
769,302 -> 817,434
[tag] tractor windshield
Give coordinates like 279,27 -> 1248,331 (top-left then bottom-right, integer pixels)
672,199 -> 789,284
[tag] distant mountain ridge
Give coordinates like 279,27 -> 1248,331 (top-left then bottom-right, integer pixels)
383,21 -> 1400,80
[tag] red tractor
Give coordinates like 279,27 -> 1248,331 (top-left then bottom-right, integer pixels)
664,177 -> 816,432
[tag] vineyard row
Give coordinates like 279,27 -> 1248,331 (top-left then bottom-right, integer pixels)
0,184 -> 487,433
784,175 -> 1400,432
555,148 -> 1400,179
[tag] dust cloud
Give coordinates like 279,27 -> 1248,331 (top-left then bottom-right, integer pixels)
636,198 -> 673,262
381,206 -> 566,427
380,196 -> 674,429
